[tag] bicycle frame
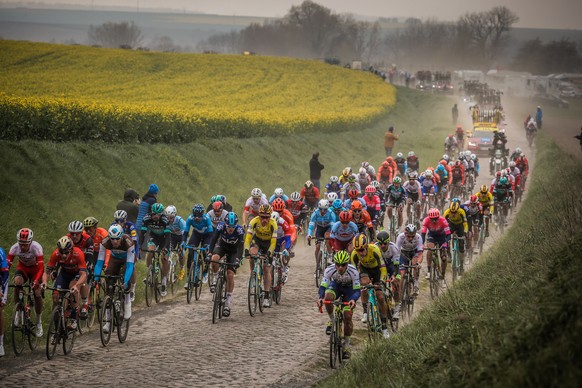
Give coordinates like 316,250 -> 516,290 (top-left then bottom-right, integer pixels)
321,298 -> 351,369
362,284 -> 383,341
451,235 -> 466,283
184,245 -> 208,303
9,284 -> 39,355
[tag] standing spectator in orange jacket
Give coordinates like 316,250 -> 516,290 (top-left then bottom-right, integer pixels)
384,126 -> 399,156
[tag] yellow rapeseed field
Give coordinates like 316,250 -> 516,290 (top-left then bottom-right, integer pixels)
0,40 -> 396,142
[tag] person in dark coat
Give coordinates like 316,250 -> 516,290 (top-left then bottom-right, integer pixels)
116,188 -> 140,224
136,184 -> 159,231
309,152 -> 324,190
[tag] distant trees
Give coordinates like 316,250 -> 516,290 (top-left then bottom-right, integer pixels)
88,21 -> 143,49
512,38 -> 582,74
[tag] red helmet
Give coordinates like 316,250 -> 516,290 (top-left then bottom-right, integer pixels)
382,161 -> 389,168
351,201 -> 363,210
428,208 -> 440,219
212,201 -> 223,212
448,134 -> 453,138
17,228 -> 33,243
339,211 -> 351,222
496,171 -> 501,178
348,189 -> 359,199
386,156 -> 393,162
365,185 -> 376,194
272,197 -> 285,212
470,195 -> 478,204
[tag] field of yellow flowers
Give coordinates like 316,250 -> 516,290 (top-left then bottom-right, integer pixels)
0,41 -> 396,142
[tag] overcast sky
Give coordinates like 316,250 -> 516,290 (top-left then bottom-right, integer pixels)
5,0 -> 582,30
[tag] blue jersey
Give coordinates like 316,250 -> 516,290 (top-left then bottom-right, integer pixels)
343,197 -> 367,211
168,216 -> 186,236
308,208 -> 337,236
1,247 -> 8,302
325,182 -> 342,195
213,222 -> 245,246
269,194 -> 289,203
111,221 -> 138,244
419,176 -> 438,194
330,221 -> 359,242
184,214 -> 214,236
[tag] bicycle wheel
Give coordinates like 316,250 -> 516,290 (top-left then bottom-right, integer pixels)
46,308 -> 61,360
430,265 -> 439,300
247,270 -> 258,317
62,314 -> 76,355
194,256 -> 203,301
86,283 -> 98,329
11,305 -> 26,355
366,301 -> 380,341
117,296 -> 129,343
99,296 -> 113,347
257,268 -> 265,314
212,275 -> 223,324
145,265 -> 154,307
329,313 -> 338,369
168,258 -> 176,296
186,262 -> 194,304
452,249 -> 459,284
153,260 -> 161,304
315,250 -> 324,288
271,265 -> 279,305
274,266 -> 283,305
337,315 -> 344,365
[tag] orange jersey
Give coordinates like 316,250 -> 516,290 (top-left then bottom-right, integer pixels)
48,247 -> 87,274
349,209 -> 373,228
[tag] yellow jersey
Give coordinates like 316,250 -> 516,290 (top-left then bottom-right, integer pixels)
244,216 -> 278,253
475,191 -> 494,212
350,244 -> 387,280
443,208 -> 468,233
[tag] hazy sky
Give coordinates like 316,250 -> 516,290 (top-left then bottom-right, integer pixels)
7,0 -> 582,30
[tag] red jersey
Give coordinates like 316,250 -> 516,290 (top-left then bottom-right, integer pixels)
300,187 -> 320,205
286,200 -> 306,219
48,247 -> 87,274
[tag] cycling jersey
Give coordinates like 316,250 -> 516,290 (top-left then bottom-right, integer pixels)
350,244 -> 387,280
1,247 -> 9,305
363,194 -> 381,212
286,199 -> 307,219
68,232 -> 94,265
326,182 -> 342,195
330,221 -> 359,242
443,208 -> 468,233
377,165 -> 394,183
47,247 -> 87,274
419,176 -> 438,194
341,182 -> 361,197
319,264 -> 361,301
207,210 -> 228,228
94,235 -> 135,286
168,216 -> 186,235
421,216 -> 451,238
386,184 -> 406,204
307,208 -> 337,236
211,222 -> 245,247
244,216 -> 278,253
403,180 -> 421,195
406,156 -> 419,172
395,232 -> 423,257
244,196 -> 269,217
395,158 -> 407,175
343,197 -> 367,211
8,241 -> 44,268
376,242 -> 399,276
269,194 -> 289,204
184,214 -> 213,236
300,187 -> 320,206
475,191 -> 493,206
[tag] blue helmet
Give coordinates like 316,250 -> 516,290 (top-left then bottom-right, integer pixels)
436,164 -> 445,172
192,204 -> 204,216
451,197 -> 461,204
225,212 -> 238,227
332,199 -> 343,210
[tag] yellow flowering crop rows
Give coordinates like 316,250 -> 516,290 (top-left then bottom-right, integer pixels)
0,41 -> 396,142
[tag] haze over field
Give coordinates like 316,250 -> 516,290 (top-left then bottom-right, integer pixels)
1,0 -> 581,29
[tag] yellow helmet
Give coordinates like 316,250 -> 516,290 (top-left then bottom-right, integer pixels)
83,216 -> 99,228
56,236 -> 73,253
450,202 -> 460,212
333,250 -> 350,265
258,204 -> 272,216
480,184 -> 488,194
352,233 -> 368,251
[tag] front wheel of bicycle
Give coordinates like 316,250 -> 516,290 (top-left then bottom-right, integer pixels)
247,271 -> 258,317
329,315 -> 338,369
145,266 -> 154,307
452,250 -> 459,284
11,305 -> 25,355
212,276 -> 224,324
117,297 -> 130,343
62,316 -> 76,355
153,262 -> 161,304
430,265 -> 439,300
315,250 -> 324,288
99,296 -> 113,347
46,308 -> 61,360
194,258 -> 203,301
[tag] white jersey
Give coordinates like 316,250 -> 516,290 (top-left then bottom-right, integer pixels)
244,196 -> 269,215
207,209 -> 228,227
377,242 -> 400,266
320,263 -> 360,289
403,180 -> 421,194
9,241 -> 43,267
395,232 -> 423,257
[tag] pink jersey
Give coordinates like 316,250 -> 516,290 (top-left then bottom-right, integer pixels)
363,194 -> 381,211
8,241 -> 44,267
421,216 -> 451,236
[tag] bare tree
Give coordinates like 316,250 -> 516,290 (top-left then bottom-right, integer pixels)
150,36 -> 180,52
88,21 -> 143,49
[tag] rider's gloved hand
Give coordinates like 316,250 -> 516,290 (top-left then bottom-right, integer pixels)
124,282 -> 131,294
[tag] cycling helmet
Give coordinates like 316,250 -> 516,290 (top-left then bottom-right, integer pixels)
499,177 -> 508,185
347,175 -> 356,183
332,199 -> 343,210
359,167 -> 367,175
271,211 -> 280,223
465,150 -> 471,157
393,176 -> 402,184
192,204 -> 204,216
334,250 -> 350,265
330,176 -> 339,183
480,185 -> 488,193
470,195 -> 479,204
272,197 -> 286,212
290,191 -> 301,201
353,234 -> 368,250
318,199 -> 330,210
339,211 -> 351,222
370,180 -> 380,188
108,224 -> 124,239
327,192 -> 338,202
396,152 -> 403,158
428,208 -> 440,219
56,236 -> 73,253
386,156 -> 394,162
351,201 -> 363,211
515,147 -> 521,154
408,151 -> 415,157
225,212 -> 238,227
381,161 -> 389,168
496,171 -> 502,178
342,167 -> 351,177
436,164 -> 445,172
442,154 -> 449,161
17,228 -> 33,243
217,195 -> 226,204
258,204 -> 272,216
348,189 -> 359,199
376,230 -> 390,244
509,161 -> 516,168
68,221 -> 84,233
210,195 -> 218,204
114,210 -> 128,221
212,201 -> 223,212
365,185 -> 376,193
457,125 -> 462,130
448,134 -> 453,139
165,205 -> 177,217
251,188 -> 262,198
404,224 -> 417,234
152,203 -> 165,214
470,154 -> 477,161
305,180 -> 313,188
83,217 -> 98,228
451,197 -> 461,204
450,202 -> 460,212
407,171 -> 418,180
362,161 -> 370,168
425,170 -> 433,178
274,187 -> 284,197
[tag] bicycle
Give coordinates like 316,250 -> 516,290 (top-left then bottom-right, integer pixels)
383,279 -> 399,333
400,263 -> 419,322
211,259 -> 238,324
311,237 -> 330,288
9,284 -> 39,355
247,254 -> 266,317
388,204 -> 402,243
271,251 -> 285,305
477,213 -> 490,255
361,284 -> 383,341
144,249 -> 164,306
85,270 -> 105,331
45,287 -> 79,360
168,248 -> 184,296
99,274 -> 130,346
494,200 -> 510,233
451,235 -> 466,283
302,207 -> 314,244
184,245 -> 208,303
425,244 -> 445,300
320,298 -> 351,369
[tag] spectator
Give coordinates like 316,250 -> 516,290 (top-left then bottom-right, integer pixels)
116,188 -> 140,224
452,104 -> 458,124
384,126 -> 399,156
309,152 -> 325,190
535,106 -> 543,130
136,183 -> 159,231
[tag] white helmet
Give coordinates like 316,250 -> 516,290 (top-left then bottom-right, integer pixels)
113,210 -> 127,221
290,191 -> 301,201
318,199 -> 330,210
408,151 -> 415,157
515,147 -> 521,154
108,224 -> 124,239
164,205 -> 177,217
396,152 -> 403,158
251,188 -> 262,198
448,161 -> 454,166
465,150 -> 471,157
361,161 -> 370,168
509,161 -> 516,168
425,170 -> 433,178
470,153 -> 477,161
271,211 -> 280,223
274,187 -> 284,197
327,192 -> 338,202
330,176 -> 339,183
442,154 -> 449,161
370,180 -> 380,188
358,167 -> 367,175
68,221 -> 84,233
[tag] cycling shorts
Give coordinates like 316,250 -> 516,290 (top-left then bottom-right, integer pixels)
325,282 -> 358,303
15,264 -> 42,283
213,243 -> 240,274
359,266 -> 382,284
55,270 -> 82,290
315,225 -> 331,239
331,238 -> 351,252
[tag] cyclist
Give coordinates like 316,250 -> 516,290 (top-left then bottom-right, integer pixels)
462,196 -> 482,255
209,212 -> 244,317
307,199 -> 337,267
300,180 -> 320,211
287,191 -> 308,234
377,161 -> 394,188
386,176 -> 406,229
419,169 -> 438,205
443,200 -> 468,275
375,231 -> 400,318
81,217 -> 108,319
508,162 -> 521,192
271,212 -> 292,282
395,224 -> 424,298
509,147 -> 522,162
385,156 -> 398,176
475,185 -> 494,237
444,134 -> 458,154
362,185 -> 381,227
403,171 -> 422,223
67,220 -> 94,269
93,224 -> 136,332
6,228 -> 45,338
0,246 -> 7,356
492,177 -> 513,226
325,176 -> 342,196
329,211 -> 359,253
471,153 -> 480,177
338,167 -> 353,186
331,199 -> 345,219
350,234 -> 389,338
406,151 -> 419,173
455,125 -> 464,148
243,188 -> 269,227
183,204 -> 214,290
343,188 -> 366,211
244,204 -> 278,308
356,167 -> 372,192
450,161 -> 465,200
435,164 -> 449,201
41,236 -> 87,331
164,205 -> 187,281
269,187 -> 289,204
350,201 -> 375,241
112,210 -> 139,300
362,161 -> 376,177
515,153 -> 529,190
207,201 -> 228,230
341,175 -> 361,201
394,152 -> 407,176
421,208 -> 451,288
140,203 -> 171,297
318,250 -> 360,359
272,197 -> 296,251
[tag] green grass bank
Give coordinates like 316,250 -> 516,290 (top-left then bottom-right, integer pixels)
319,132 -> 582,387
